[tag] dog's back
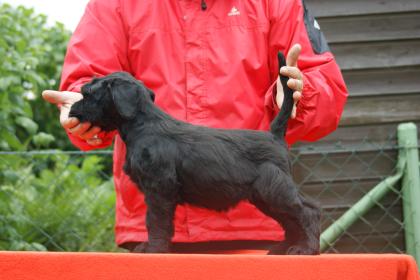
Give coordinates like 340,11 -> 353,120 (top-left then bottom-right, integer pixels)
172,125 -> 290,210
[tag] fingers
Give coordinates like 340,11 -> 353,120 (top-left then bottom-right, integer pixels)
278,43 -> 303,118
43,89 -> 102,146
275,77 -> 302,119
280,65 -> 304,93
68,122 -> 91,135
280,66 -> 303,91
43,89 -> 84,127
287,78 -> 303,92
279,66 -> 304,92
280,66 -> 302,80
59,103 -> 73,126
80,126 -> 102,140
87,138 -> 103,146
42,90 -> 83,104
286,43 -> 301,67
293,91 -> 302,103
42,90 -> 65,104
291,91 -> 302,119
68,122 -> 99,140
62,117 -> 80,130
68,122 -> 103,145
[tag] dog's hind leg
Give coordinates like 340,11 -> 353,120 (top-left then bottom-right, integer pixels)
294,194 -> 321,255
250,197 -> 302,254
250,164 -> 320,255
268,197 -> 320,255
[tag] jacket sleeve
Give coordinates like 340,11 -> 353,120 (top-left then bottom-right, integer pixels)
265,0 -> 348,145
59,0 -> 130,151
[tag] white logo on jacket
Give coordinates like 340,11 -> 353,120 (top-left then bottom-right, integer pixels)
228,6 -> 240,16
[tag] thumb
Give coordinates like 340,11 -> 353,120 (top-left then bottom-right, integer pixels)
42,90 -> 83,105
286,43 -> 302,67
276,76 -> 284,109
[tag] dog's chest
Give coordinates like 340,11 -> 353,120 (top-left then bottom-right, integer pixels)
122,141 -> 177,188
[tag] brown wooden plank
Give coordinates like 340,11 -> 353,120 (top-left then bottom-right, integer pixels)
291,150 -> 398,184
342,66 -> 420,97
292,122 -> 420,150
330,40 -> 420,70
305,0 -> 420,18
319,12 -> 420,43
300,180 -> 402,208
339,94 -> 420,126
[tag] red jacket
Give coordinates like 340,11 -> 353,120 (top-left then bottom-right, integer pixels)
60,0 -> 347,245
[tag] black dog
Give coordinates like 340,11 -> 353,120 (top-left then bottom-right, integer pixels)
69,53 -> 320,255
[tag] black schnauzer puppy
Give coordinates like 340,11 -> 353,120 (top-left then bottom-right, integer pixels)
69,53 -> 321,255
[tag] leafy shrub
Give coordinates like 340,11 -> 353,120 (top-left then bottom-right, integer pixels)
0,4 -> 119,252
0,152 -> 120,252
0,3 -> 72,151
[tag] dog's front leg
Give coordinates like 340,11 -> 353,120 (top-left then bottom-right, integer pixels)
133,192 -> 176,253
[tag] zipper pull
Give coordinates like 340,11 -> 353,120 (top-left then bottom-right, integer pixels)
201,0 -> 207,11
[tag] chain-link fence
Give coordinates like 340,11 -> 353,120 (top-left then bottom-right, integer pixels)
1,130 -> 419,255
0,150 -> 118,252
291,137 -> 404,254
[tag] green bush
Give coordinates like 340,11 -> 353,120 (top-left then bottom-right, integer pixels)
0,4 -> 119,252
0,3 -> 72,151
0,153 -> 120,252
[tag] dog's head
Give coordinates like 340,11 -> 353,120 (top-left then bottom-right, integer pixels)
69,72 -> 155,131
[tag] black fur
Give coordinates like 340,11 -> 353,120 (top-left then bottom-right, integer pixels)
69,53 -> 320,255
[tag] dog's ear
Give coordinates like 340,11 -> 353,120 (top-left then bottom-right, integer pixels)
110,80 -> 140,119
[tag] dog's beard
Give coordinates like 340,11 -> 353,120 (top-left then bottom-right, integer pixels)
69,102 -> 121,132
69,100 -> 102,125
69,101 -> 88,122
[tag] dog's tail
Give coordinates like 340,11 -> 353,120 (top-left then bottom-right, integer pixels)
270,52 -> 294,139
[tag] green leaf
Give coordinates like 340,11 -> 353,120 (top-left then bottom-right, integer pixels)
0,129 -> 23,150
15,116 -> 38,135
0,140 -> 10,150
2,170 -> 20,184
0,76 -> 21,90
25,70 -> 46,87
16,39 -> 26,53
22,101 -> 33,117
32,132 -> 55,147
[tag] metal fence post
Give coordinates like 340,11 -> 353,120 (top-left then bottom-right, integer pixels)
319,170 -> 404,252
398,123 -> 420,268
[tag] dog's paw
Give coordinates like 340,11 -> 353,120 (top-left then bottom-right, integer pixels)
286,245 -> 319,255
267,242 -> 290,255
268,242 -> 320,255
132,243 -> 148,253
132,242 -> 171,254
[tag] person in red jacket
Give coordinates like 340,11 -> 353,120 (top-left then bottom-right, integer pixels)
43,0 -> 347,252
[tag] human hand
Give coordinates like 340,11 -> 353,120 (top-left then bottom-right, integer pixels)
42,90 -> 103,146
276,43 -> 304,119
